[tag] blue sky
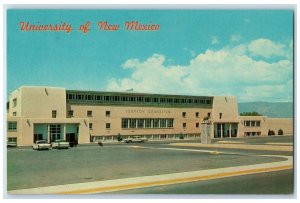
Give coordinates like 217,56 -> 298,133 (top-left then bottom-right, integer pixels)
7,9 -> 293,102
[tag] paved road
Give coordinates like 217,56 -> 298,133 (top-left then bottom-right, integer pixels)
109,169 -> 294,195
6,136 -> 294,194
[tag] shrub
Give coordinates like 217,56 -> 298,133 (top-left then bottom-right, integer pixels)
268,130 -> 275,136
278,129 -> 283,135
240,111 -> 262,116
117,134 -> 123,141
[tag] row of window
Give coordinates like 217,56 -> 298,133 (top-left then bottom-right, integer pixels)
66,92 -> 213,106
89,119 -> 200,130
244,132 -> 261,136
69,110 -> 210,119
121,118 -> 174,129
243,120 -> 261,127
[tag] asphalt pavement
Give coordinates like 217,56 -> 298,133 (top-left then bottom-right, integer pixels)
6,135 -> 294,195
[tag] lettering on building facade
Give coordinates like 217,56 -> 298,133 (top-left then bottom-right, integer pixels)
125,109 -> 171,114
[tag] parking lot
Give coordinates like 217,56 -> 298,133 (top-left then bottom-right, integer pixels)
6,136 -> 293,193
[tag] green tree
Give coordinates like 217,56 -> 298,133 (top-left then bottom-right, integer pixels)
240,111 -> 262,116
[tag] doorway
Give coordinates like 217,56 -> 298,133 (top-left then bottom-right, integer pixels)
66,133 -> 77,147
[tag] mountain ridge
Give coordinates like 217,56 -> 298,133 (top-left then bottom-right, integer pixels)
238,102 -> 293,118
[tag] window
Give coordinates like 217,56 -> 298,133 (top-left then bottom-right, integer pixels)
106,111 -> 110,117
50,124 -> 61,142
8,122 -> 17,131
244,120 -> 261,127
167,98 -> 173,103
13,112 -> 17,116
89,123 -> 93,130
106,123 -> 111,129
121,118 -> 174,129
195,112 -> 199,117
52,110 -> 57,118
153,119 -> 159,128
68,110 -> 74,117
121,96 -> 128,102
196,122 -> 199,128
160,119 -> 167,128
166,119 -> 174,128
182,112 -> 186,117
160,98 -> 166,103
183,123 -> 187,128
137,97 -> 144,102
8,137 -> 17,143
130,119 -> 136,128
219,113 -> 222,119
13,98 -> 17,107
145,119 -> 152,128
87,111 -> 92,117
137,119 -> 144,128
68,94 -> 74,100
122,119 -> 129,128
87,95 -> 93,100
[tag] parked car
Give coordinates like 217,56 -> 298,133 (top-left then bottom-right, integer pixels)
51,139 -> 70,149
32,140 -> 51,150
124,136 -> 147,143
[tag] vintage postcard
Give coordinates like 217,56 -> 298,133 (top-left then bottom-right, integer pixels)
5,6 -> 294,197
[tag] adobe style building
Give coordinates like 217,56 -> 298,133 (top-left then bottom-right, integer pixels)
6,86 -> 293,146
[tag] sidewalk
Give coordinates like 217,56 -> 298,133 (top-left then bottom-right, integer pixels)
169,143 -> 293,152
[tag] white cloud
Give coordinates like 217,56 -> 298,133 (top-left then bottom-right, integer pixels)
106,39 -> 293,102
248,38 -> 286,58
211,36 -> 218,45
230,34 -> 241,42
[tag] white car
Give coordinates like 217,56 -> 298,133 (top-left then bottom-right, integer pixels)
124,136 -> 147,143
32,140 -> 51,150
51,139 -> 70,149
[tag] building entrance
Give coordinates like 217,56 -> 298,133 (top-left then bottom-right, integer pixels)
66,133 -> 77,147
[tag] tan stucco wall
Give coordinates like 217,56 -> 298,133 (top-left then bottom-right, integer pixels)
69,104 -> 212,136
20,86 -> 66,118
212,96 -> 239,122
267,118 -> 293,135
